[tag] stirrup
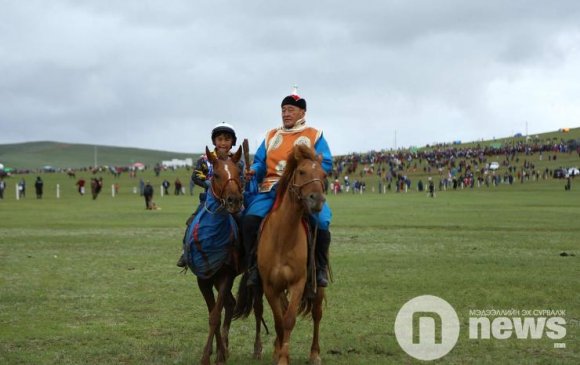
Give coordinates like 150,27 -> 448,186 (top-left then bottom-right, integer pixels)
316,270 -> 328,287
246,267 -> 259,287
176,254 -> 187,268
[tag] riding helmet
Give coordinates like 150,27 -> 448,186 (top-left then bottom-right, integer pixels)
211,122 -> 237,146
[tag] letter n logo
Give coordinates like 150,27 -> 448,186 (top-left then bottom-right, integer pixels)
413,312 -> 443,344
394,295 -> 460,361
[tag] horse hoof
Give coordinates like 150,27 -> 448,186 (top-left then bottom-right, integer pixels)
309,355 -> 322,365
253,345 -> 262,360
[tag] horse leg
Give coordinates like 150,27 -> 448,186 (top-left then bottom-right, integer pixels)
252,288 -> 264,359
222,289 -> 235,353
309,288 -> 325,365
263,285 -> 284,364
211,274 -> 233,365
279,278 -> 306,365
198,278 -> 216,365
219,271 -> 236,361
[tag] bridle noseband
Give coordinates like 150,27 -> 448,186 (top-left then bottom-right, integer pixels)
204,158 -> 242,214
206,177 -> 242,213
289,168 -> 325,201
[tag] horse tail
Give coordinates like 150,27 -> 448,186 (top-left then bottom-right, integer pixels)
233,272 -> 258,319
298,288 -> 315,316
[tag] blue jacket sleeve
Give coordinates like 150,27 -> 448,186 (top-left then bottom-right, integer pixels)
314,132 -> 333,174
250,140 -> 267,183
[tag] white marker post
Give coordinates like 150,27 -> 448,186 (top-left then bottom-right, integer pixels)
111,184 -> 115,198
160,185 -> 164,197
56,184 -> 60,199
15,184 -> 19,200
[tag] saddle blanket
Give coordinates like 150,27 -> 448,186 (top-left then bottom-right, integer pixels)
184,193 -> 238,279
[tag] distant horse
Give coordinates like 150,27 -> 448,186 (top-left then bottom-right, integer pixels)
109,166 -> 121,178
183,146 -> 244,365
235,144 -> 327,365
90,178 -> 103,200
66,170 -> 76,179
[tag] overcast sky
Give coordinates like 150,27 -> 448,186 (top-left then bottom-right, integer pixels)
1,1 -> 579,155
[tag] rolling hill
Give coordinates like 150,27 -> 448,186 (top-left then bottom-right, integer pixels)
1,127 -> 578,170
0,141 -> 197,170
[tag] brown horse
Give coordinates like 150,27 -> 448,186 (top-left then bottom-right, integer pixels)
90,177 -> 103,200
236,144 -> 327,365
183,146 -> 244,365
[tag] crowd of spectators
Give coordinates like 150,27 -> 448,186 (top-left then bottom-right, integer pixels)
330,138 -> 579,194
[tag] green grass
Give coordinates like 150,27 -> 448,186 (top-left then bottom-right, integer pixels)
1,166 -> 579,364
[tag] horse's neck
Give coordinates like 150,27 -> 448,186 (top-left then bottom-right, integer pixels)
204,190 -> 228,218
270,190 -> 305,235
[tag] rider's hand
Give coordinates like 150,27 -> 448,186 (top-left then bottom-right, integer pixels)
245,169 -> 256,180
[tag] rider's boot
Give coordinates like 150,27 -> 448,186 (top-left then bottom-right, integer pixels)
176,253 -> 187,268
315,229 -> 331,287
177,206 -> 202,268
243,215 -> 262,287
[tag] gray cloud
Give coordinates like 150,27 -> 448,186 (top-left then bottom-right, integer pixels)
1,1 -> 579,155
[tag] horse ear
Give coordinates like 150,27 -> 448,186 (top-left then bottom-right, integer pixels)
293,144 -> 304,160
232,146 -> 243,163
206,146 -> 217,164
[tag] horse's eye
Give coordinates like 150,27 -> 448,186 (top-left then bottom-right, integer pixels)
298,170 -> 305,176
214,173 -> 220,179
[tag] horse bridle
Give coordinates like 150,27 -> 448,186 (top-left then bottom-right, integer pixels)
206,177 -> 242,213
289,169 -> 325,201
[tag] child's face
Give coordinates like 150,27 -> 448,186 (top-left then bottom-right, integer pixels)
214,134 -> 234,154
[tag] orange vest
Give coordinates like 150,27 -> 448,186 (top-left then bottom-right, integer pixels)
260,123 -> 321,192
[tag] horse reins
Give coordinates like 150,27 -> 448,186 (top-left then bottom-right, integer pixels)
289,170 -> 325,201
206,177 -> 242,214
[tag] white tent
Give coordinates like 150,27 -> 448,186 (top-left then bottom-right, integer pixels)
0,163 -> 4,169
132,162 -> 145,171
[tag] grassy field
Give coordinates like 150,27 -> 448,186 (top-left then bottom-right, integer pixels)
0,165 -> 579,364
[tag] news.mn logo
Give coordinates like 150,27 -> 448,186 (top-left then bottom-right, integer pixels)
394,295 -> 460,361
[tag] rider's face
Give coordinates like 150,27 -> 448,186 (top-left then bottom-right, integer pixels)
281,105 -> 305,129
214,134 -> 234,154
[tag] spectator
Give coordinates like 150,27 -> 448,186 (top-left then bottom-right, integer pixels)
0,178 -> 5,199
76,178 -> 86,195
34,176 -> 44,199
18,178 -> 26,198
139,178 -> 145,196
174,178 -> 182,195
162,179 -> 170,195
144,181 -> 154,209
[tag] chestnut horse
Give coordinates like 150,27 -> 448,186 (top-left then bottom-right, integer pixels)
235,144 -> 327,365
183,146 -> 244,365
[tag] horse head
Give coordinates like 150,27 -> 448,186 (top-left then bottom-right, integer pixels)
286,144 -> 327,214
206,146 -> 244,214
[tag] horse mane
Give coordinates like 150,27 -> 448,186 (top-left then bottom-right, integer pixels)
215,150 -> 228,161
274,144 -> 318,206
